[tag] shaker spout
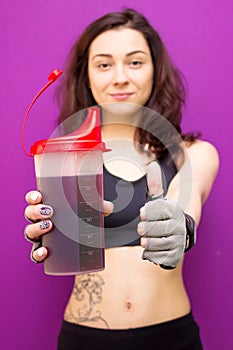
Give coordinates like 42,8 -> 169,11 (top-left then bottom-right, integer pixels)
68,107 -> 101,142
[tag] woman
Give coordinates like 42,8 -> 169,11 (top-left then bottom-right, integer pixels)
24,8 -> 219,350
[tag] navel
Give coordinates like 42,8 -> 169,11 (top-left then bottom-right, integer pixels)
125,301 -> 133,311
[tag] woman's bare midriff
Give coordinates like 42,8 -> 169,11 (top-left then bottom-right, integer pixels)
64,245 -> 190,329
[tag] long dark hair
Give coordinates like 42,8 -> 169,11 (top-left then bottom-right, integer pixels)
56,8 -> 199,159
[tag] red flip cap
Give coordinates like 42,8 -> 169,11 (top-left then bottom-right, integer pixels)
30,107 -> 110,155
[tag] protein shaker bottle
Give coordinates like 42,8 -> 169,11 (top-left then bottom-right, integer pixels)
22,70 -> 110,275
30,106 -> 110,275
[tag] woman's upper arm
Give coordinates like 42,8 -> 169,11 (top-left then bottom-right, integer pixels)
166,140 -> 220,225
185,140 -> 220,203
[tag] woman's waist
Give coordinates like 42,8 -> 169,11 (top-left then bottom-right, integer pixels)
64,246 -> 190,329
64,288 -> 190,329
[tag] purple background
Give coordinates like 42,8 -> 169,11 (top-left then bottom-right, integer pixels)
1,0 -> 232,349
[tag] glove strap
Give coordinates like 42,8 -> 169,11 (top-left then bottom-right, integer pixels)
160,213 -> 197,270
184,213 -> 197,252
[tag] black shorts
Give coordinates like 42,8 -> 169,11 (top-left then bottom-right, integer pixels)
57,312 -> 203,350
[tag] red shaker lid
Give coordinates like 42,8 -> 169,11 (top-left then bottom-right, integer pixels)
30,107 -> 110,155
22,69 -> 110,156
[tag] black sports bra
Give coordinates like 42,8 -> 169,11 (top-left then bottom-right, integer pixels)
103,153 -> 177,248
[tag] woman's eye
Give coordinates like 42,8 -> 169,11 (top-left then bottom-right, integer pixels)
97,63 -> 110,69
129,60 -> 143,67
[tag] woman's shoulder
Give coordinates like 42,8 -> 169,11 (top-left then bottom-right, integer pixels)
183,139 -> 220,202
185,139 -> 219,166
167,139 -> 219,205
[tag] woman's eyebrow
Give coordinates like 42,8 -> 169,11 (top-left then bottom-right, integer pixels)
91,50 -> 148,60
126,50 -> 148,57
92,53 -> 112,60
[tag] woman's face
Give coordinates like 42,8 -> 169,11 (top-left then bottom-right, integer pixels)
88,28 -> 154,107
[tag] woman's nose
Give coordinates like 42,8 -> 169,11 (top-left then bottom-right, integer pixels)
112,65 -> 129,85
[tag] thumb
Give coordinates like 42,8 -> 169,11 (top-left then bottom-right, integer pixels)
147,162 -> 163,199
103,200 -> 114,217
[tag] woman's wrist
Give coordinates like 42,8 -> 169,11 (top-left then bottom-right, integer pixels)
184,213 -> 196,252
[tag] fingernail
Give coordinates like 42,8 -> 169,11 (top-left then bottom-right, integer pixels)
40,207 -> 52,216
30,192 -> 39,201
40,220 -> 50,230
137,222 -> 144,235
151,190 -> 164,200
140,207 -> 147,220
105,201 -> 114,213
37,247 -> 44,257
140,237 -> 147,248
108,202 -> 114,211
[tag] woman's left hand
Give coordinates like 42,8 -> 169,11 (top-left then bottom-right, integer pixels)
137,162 -> 186,268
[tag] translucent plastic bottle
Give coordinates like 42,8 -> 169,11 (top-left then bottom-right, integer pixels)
30,107 -> 110,275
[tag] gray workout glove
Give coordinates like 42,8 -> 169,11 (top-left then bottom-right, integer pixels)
141,197 -> 186,268
138,162 -> 186,269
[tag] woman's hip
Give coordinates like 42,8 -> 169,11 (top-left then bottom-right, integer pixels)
57,312 -> 203,350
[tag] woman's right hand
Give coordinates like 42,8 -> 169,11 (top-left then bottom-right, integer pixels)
24,190 -> 114,263
24,190 -> 53,263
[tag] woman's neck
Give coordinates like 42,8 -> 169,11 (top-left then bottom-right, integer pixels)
101,104 -> 142,141
101,123 -> 136,141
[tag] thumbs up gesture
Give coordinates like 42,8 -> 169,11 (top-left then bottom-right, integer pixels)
138,162 -> 186,269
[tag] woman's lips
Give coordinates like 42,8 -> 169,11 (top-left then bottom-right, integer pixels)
110,93 -> 133,101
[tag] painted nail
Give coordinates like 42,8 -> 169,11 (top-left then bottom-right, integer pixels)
37,247 -> 44,257
40,220 -> 50,230
30,192 -> 39,201
40,207 -> 52,216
